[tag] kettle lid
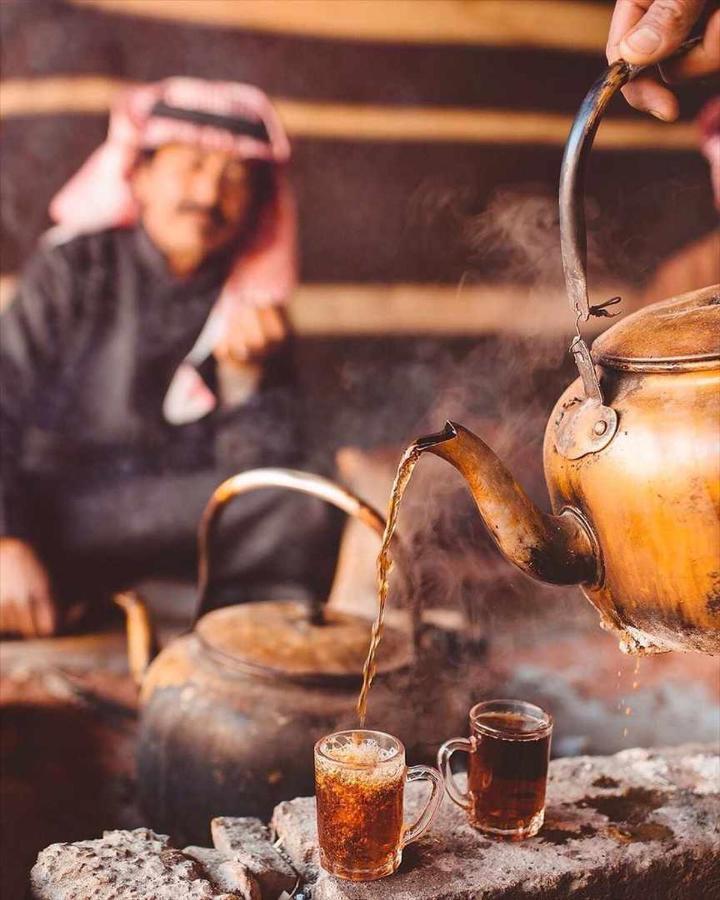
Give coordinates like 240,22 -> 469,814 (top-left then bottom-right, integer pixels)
593,285 -> 720,372
195,600 -> 412,684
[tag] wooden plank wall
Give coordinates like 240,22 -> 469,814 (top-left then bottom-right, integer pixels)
1,0 -> 716,334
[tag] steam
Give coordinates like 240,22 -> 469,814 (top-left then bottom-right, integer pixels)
365,184 -> 604,674
466,187 -> 563,285
463,184 -> 607,290
389,336 -> 575,635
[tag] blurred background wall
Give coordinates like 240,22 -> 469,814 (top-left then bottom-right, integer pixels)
1,0 -> 715,318
1,0 -> 717,457
3,0 -> 717,517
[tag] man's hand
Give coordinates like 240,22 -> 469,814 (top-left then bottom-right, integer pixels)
214,305 -> 288,367
607,0 -> 720,120
0,538 -> 58,637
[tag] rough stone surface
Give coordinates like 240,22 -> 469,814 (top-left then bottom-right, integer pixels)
211,816 -> 298,897
29,746 -> 719,899
272,744 -> 720,899
271,800 -> 322,882
184,846 -> 261,900
30,828 -> 245,900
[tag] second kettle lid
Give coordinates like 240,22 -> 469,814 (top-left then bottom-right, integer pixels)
592,285 -> 720,372
195,600 -> 413,683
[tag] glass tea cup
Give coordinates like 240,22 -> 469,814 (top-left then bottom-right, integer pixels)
314,729 -> 443,881
437,699 -> 553,840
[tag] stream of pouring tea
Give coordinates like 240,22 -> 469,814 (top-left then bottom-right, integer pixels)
357,441 -> 423,726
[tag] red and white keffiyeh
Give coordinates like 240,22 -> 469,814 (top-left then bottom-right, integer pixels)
49,78 -> 297,424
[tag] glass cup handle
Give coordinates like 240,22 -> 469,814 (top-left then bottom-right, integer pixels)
437,737 -> 473,809
401,765 -> 444,848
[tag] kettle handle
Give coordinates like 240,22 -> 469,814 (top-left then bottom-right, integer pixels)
559,38 -> 700,326
194,467 -> 398,625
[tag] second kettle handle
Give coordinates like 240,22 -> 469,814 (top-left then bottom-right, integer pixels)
559,38 -> 700,325
193,467 -> 393,625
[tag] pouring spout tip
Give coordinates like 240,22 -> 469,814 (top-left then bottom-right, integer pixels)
415,421 -> 459,450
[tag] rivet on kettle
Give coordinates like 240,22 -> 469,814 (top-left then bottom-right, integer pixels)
593,420 -> 608,436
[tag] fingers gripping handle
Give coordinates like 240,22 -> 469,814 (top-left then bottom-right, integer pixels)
401,765 -> 444,847
437,737 -> 473,809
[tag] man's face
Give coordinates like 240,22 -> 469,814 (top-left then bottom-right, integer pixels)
131,144 -> 256,270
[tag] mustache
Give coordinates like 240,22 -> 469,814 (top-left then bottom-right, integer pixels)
177,201 -> 227,227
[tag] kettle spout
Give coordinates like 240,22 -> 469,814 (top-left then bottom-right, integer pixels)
419,421 -> 598,586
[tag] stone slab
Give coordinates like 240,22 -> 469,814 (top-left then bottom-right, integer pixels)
211,816 -> 298,898
272,744 -> 720,900
30,828 -> 245,900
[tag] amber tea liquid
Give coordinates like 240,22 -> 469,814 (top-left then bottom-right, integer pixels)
439,699 -> 553,840
357,441 -> 422,725
315,733 -> 405,880
468,706 -> 551,838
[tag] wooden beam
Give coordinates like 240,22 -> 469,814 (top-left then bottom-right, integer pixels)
275,100 -> 697,150
72,0 -> 612,52
0,275 -> 633,335
0,77 -> 697,150
0,77 -> 128,117
289,283 -> 625,336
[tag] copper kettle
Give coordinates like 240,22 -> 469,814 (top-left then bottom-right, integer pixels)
416,59 -> 719,655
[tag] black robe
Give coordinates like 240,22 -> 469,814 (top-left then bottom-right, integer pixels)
0,226 -> 342,612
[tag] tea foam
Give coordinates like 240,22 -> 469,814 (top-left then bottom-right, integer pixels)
324,736 -> 397,766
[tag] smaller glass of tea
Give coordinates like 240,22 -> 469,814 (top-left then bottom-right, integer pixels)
437,699 -> 553,840
315,729 -> 443,881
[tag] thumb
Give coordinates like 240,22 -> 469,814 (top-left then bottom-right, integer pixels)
619,0 -> 705,66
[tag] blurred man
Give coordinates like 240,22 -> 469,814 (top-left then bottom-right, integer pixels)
0,79 -> 342,637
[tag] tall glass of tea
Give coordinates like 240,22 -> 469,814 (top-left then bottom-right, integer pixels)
315,729 -> 443,881
438,699 -> 553,840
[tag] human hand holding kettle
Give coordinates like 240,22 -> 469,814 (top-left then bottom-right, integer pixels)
607,0 -> 720,120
